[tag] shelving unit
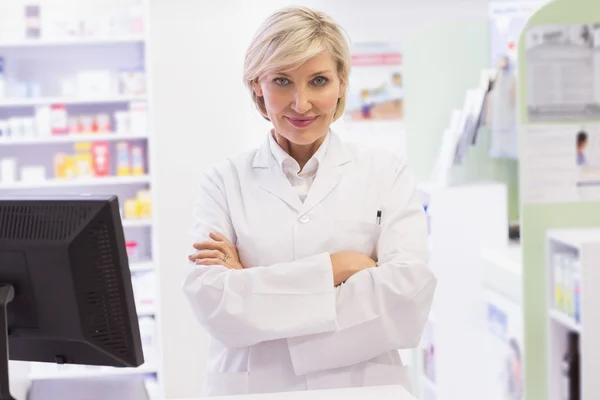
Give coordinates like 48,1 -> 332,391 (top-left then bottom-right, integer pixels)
0,175 -> 150,189
28,364 -> 158,381
546,228 -> 600,400
0,132 -> 147,145
0,0 -> 161,397
0,35 -> 146,48
0,95 -> 146,108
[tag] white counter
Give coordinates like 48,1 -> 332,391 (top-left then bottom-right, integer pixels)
174,385 -> 415,400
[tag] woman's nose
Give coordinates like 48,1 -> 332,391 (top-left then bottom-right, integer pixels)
291,88 -> 312,114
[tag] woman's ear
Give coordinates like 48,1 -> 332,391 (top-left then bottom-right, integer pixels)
338,80 -> 345,98
252,80 -> 263,97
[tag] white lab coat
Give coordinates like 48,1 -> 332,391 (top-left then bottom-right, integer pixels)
182,132 -> 436,396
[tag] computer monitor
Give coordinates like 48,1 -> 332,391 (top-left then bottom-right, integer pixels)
0,194 -> 144,400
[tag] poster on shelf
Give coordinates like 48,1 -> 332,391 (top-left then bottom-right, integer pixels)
344,42 -> 403,122
483,289 -> 524,400
525,23 -> 600,122
487,1 -> 548,159
522,124 -> 600,203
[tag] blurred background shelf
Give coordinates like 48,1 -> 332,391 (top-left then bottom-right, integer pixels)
0,95 -> 147,108
130,261 -> 154,273
0,35 -> 146,48
123,219 -> 153,228
0,133 -> 148,146
28,364 -> 157,381
0,175 -> 150,189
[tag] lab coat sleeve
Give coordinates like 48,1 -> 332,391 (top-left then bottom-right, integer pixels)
182,165 -> 338,349
286,156 -> 437,376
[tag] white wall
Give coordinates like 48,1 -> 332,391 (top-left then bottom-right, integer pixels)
147,1 -> 490,398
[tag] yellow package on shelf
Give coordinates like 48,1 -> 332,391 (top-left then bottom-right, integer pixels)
74,142 -> 93,178
116,141 -> 131,176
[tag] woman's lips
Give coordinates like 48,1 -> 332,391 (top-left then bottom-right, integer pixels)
286,116 -> 318,128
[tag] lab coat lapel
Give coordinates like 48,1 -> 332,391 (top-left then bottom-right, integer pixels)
301,133 -> 352,213
252,138 -> 303,212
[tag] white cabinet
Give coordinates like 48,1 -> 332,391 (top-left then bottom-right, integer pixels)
416,182 -> 509,400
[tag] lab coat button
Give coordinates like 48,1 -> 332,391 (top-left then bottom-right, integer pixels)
299,215 -> 311,224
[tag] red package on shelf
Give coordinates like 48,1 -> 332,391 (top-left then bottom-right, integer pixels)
91,142 -> 110,177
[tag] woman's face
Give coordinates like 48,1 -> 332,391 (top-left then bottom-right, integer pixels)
253,52 -> 343,145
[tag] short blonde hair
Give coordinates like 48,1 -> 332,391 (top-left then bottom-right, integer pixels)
244,6 -> 351,121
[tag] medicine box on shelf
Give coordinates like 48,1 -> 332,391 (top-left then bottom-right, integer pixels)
546,228 -> 600,400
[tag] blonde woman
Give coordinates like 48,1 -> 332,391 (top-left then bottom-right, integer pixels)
183,6 -> 436,396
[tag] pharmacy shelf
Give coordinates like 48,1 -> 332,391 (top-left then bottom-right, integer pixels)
137,304 -> 156,318
0,132 -> 148,146
29,364 -> 157,381
549,309 -> 581,333
122,219 -> 153,228
0,175 -> 150,189
0,35 -> 146,48
548,228 -> 600,251
0,95 -> 147,108
130,261 -> 154,273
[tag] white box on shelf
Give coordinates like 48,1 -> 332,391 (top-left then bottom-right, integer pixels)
0,158 -> 17,183
76,70 -> 113,98
546,228 -> 600,400
20,166 -> 46,182
129,101 -> 148,136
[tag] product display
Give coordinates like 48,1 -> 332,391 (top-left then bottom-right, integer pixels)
50,104 -> 68,135
119,68 -> 147,95
123,189 -> 153,220
551,250 -> 580,322
0,0 -> 157,391
91,142 -> 110,177
116,141 -> 146,176
129,101 -> 149,136
24,4 -> 41,38
52,141 -> 146,180
0,2 -> 145,42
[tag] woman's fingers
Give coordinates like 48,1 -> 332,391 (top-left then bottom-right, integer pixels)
193,240 -> 223,251
188,249 -> 222,262
209,232 -> 236,251
195,258 -> 225,266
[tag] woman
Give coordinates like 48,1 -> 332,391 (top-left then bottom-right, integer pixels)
183,6 -> 436,396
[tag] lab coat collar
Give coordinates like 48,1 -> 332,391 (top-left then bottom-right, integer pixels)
253,130 -> 350,169
252,130 -> 352,213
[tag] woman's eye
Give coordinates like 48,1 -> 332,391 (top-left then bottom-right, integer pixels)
274,78 -> 290,85
312,77 -> 329,86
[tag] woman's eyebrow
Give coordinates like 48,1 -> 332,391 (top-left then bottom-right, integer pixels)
273,70 -> 333,77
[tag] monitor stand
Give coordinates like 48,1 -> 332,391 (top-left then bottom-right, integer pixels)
0,285 -> 15,400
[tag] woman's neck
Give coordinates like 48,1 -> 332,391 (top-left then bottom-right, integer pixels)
273,130 -> 326,170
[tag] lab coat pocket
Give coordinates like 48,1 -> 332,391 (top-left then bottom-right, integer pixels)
363,363 -> 412,393
204,371 -> 249,396
334,219 -> 382,259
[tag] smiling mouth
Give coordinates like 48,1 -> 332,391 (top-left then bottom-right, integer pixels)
286,116 -> 318,128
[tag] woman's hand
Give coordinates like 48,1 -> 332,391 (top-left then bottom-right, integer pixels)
330,251 -> 377,286
188,232 -> 244,270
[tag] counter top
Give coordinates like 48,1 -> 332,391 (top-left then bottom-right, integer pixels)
174,384 -> 415,400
